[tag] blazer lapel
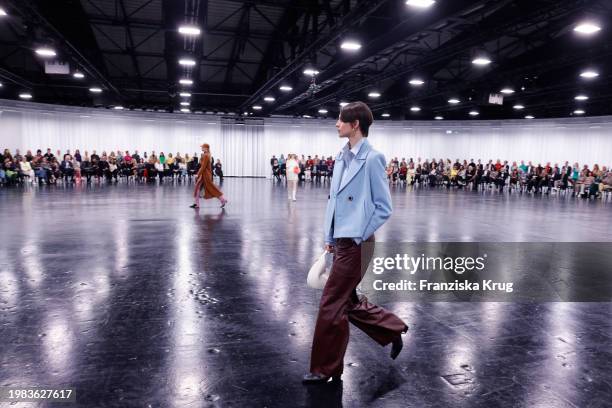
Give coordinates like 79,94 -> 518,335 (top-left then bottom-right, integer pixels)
338,140 -> 370,193
331,152 -> 344,193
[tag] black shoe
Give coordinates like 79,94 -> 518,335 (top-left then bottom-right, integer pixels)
189,203 -> 199,208
390,325 -> 409,360
302,373 -> 341,384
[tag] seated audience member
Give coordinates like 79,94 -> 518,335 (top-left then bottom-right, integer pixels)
214,159 -> 224,181
19,157 -> 35,183
61,154 -> 75,182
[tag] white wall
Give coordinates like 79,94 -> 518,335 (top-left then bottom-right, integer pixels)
1,99 -> 612,177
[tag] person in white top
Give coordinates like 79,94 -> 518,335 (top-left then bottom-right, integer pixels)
285,153 -> 300,201
19,157 -> 35,183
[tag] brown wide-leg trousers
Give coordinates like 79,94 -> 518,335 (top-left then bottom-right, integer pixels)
309,237 -> 407,377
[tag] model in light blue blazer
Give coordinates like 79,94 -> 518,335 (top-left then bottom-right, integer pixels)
324,138 -> 392,244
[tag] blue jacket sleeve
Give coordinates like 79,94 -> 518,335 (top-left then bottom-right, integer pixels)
362,152 -> 392,241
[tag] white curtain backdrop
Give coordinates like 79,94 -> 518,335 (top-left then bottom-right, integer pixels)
2,99 -> 612,177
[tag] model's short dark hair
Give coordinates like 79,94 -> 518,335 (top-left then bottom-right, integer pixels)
340,101 -> 374,137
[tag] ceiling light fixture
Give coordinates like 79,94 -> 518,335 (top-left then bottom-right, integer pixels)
179,79 -> 193,85
574,95 -> 589,101
580,70 -> 599,79
35,47 -> 56,57
409,78 -> 425,86
180,108 -> 190,113
114,106 -> 124,110
513,104 -> 525,110
410,106 -> 421,112
339,102 -> 349,107
178,58 -> 196,66
179,92 -> 191,97
368,91 -> 381,98
252,105 -> 262,110
303,68 -> 319,76
500,88 -> 515,94
340,40 -> 362,51
448,98 -> 460,104
89,87 -> 103,93
0,7 -> 7,16
406,0 -> 436,8
263,96 -> 275,102
73,72 -> 85,79
178,25 -> 201,36
472,57 -> 492,66
525,115 -> 534,119
469,110 -> 479,116
434,116 -> 444,120
279,85 -> 293,92
318,109 -> 328,114
19,93 -> 33,99
574,22 -> 601,35
573,109 -> 585,115
180,101 -> 190,106
381,113 -> 390,117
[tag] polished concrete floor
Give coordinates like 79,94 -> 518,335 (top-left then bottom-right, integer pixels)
1,179 -> 611,407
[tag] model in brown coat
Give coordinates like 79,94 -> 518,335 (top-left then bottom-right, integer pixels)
190,143 -> 228,208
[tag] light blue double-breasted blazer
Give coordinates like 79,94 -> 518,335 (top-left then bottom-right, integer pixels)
324,139 -> 392,244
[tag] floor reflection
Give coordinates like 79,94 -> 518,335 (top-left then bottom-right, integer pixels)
0,180 -> 610,407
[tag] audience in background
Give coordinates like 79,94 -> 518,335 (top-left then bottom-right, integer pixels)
267,154 -> 612,199
0,147 -> 219,187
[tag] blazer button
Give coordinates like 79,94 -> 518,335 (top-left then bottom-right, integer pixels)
328,195 -> 330,199
348,196 -> 353,201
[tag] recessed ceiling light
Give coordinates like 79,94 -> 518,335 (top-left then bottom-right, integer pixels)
368,91 -> 381,98
448,98 -> 460,104
279,85 -> 293,92
179,79 -> 193,85
381,113 -> 390,117
178,25 -> 201,36
178,58 -> 196,66
574,95 -> 589,101
303,115 -> 312,118
179,92 -> 191,97
180,108 -> 190,113
264,96 -> 275,102
318,109 -> 328,114
434,116 -> 444,120
180,101 -> 190,106
303,68 -> 319,76
513,104 -> 525,110
0,7 -> 7,16
472,57 -> 492,66
339,101 -> 348,107
406,0 -> 436,8
469,110 -> 479,116
35,47 -> 56,57
409,79 -> 425,86
89,87 -> 102,93
252,105 -> 262,110
410,106 -> 421,112
573,109 -> 585,115
574,22 -> 601,35
525,115 -> 534,119
19,93 -> 33,99
114,106 -> 124,110
500,88 -> 515,94
340,40 -> 361,51
73,72 -> 85,79
0,82 -> 3,87
580,70 -> 599,79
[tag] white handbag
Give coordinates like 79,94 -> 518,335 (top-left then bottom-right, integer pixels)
307,251 -> 333,289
